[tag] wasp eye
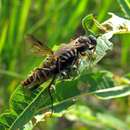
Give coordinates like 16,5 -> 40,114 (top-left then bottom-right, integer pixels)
88,35 -> 97,45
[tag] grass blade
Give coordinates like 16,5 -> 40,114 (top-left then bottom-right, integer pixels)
117,0 -> 130,18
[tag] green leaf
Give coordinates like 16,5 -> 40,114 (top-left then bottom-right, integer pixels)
0,70 -> 113,130
97,113 -> 129,130
82,14 -> 98,35
23,121 -> 33,130
9,82 -> 52,130
101,13 -> 130,34
64,104 -> 129,130
82,13 -> 130,38
0,80 -> 52,130
95,85 -> 130,99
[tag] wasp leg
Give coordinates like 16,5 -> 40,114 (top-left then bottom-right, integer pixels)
47,76 -> 56,115
69,58 -> 80,79
59,65 -> 79,80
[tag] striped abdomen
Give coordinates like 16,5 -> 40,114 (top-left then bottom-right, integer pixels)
21,65 -> 55,88
22,48 -> 78,88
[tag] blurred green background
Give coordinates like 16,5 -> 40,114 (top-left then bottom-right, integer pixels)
0,0 -> 130,130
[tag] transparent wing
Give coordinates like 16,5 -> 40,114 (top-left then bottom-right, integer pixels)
25,34 -> 53,56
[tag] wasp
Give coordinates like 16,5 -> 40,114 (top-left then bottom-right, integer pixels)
21,35 -> 97,89
22,35 -> 97,89
21,35 -> 97,112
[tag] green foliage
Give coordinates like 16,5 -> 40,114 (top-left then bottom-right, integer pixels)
0,31 -> 130,129
117,0 -> 130,18
0,0 -> 130,130
1,70 -> 129,130
0,45 -> 112,129
64,104 -> 130,130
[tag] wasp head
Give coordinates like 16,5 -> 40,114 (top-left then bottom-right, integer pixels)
76,35 -> 97,54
